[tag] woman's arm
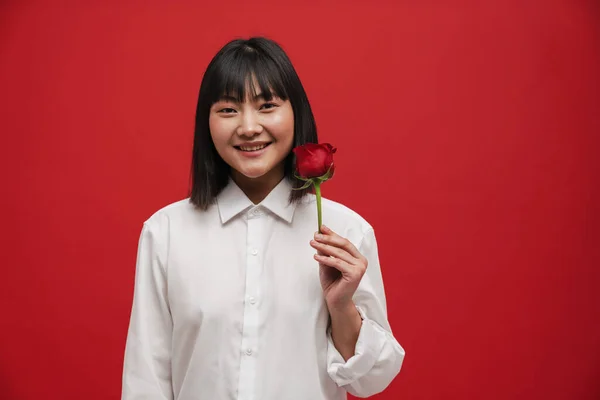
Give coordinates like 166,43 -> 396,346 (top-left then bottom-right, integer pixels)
122,215 -> 173,400
329,303 -> 363,361
313,227 -> 405,397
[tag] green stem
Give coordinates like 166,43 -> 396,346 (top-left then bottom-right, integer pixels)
314,181 -> 322,233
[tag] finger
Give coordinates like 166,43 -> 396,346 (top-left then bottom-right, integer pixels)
315,225 -> 363,260
314,253 -> 352,275
310,240 -> 355,265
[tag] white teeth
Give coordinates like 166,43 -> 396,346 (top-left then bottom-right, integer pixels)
239,144 -> 268,152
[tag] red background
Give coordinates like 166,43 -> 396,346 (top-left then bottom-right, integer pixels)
1,1 -> 599,399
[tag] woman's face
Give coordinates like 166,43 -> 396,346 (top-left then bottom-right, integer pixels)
209,85 -> 294,186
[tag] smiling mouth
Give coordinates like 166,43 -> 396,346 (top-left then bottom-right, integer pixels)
235,143 -> 271,152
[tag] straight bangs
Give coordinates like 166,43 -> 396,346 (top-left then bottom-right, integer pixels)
209,48 -> 290,104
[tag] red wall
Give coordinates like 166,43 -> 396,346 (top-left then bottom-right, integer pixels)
1,1 -> 599,399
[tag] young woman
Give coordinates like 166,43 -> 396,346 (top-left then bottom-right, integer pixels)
122,37 -> 405,400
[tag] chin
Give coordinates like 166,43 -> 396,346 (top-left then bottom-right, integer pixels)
235,168 -> 269,180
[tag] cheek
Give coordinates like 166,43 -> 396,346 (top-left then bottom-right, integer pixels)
269,109 -> 295,143
208,116 -> 231,147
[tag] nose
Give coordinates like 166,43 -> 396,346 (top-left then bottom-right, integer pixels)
237,111 -> 263,137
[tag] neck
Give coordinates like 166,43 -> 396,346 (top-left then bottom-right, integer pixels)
232,167 -> 285,205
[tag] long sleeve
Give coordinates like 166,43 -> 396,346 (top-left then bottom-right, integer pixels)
326,228 -> 405,398
122,215 -> 174,400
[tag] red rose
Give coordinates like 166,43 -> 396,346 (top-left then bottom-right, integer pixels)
292,143 -> 337,179
292,143 -> 338,232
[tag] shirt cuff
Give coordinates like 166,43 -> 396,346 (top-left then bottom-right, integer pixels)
326,305 -> 387,387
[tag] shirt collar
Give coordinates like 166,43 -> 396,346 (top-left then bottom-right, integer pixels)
217,177 -> 296,224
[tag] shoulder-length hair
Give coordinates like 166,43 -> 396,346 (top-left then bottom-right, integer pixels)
189,37 -> 318,210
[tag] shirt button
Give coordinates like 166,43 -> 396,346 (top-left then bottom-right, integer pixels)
249,297 -> 256,305
245,348 -> 253,356
251,249 -> 258,256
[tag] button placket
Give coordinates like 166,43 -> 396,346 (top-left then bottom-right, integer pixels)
237,208 -> 264,399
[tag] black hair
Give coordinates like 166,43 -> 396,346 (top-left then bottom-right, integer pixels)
189,37 -> 318,209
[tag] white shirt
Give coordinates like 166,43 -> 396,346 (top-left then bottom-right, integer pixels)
122,177 -> 405,400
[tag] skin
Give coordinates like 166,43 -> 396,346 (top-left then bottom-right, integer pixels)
209,83 -> 365,361
312,225 -> 366,360
209,88 -> 294,205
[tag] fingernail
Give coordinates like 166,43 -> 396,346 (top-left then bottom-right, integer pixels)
315,234 -> 323,240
